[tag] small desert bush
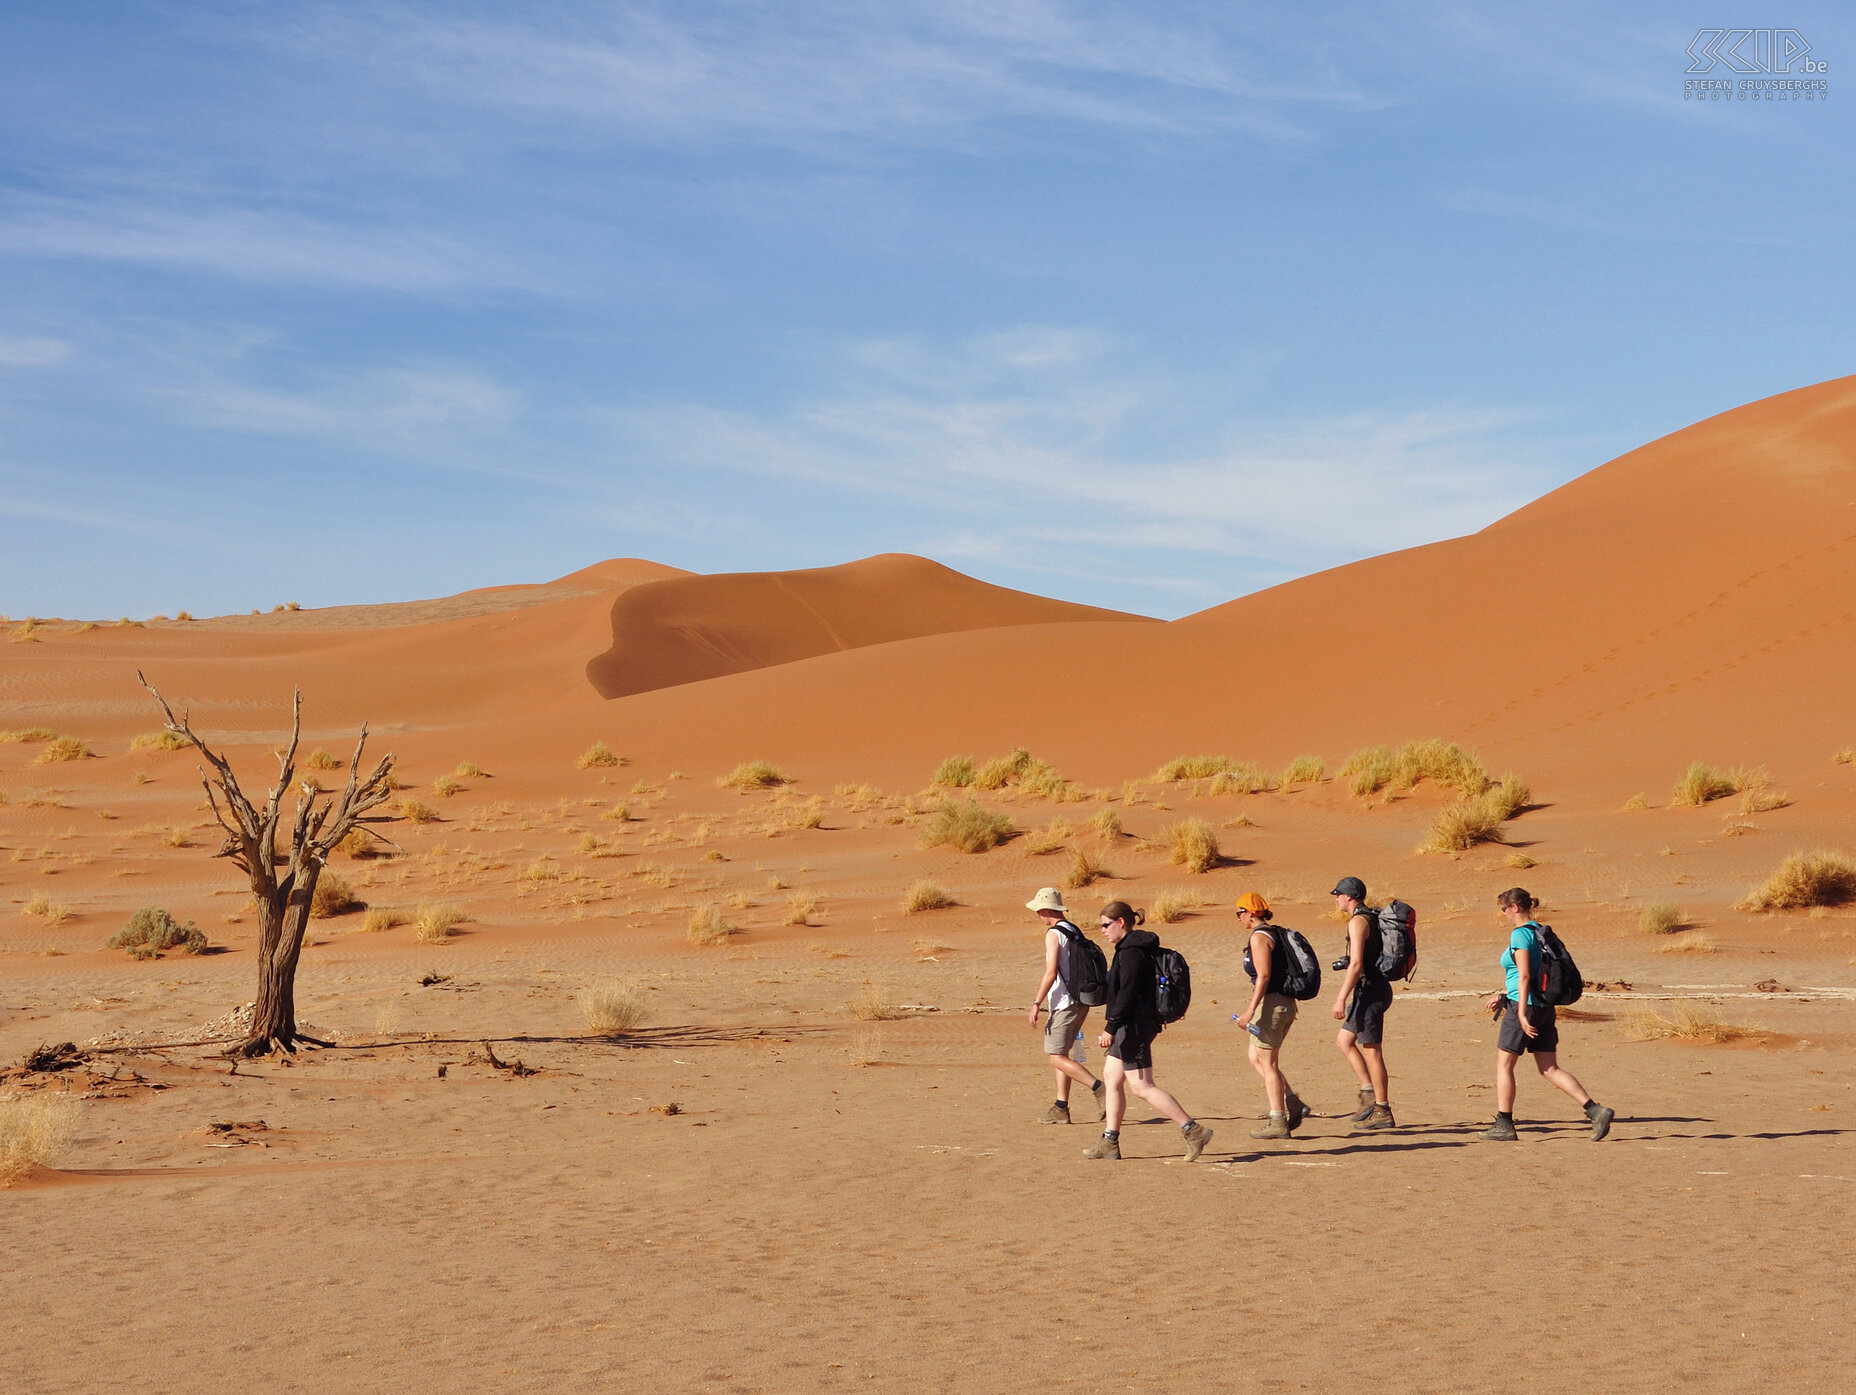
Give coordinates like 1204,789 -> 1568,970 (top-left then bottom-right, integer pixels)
1063,847 -> 1110,890
1281,755 -> 1325,787
971,747 -> 1068,798
362,906 -> 409,933
0,728 -> 57,744
577,741 -> 627,770
720,760 -> 789,790
432,776 -> 462,798
454,761 -> 486,778
1164,817 -> 1221,874
399,798 -> 439,825
33,737 -> 92,765
304,748 -> 339,770
310,870 -> 361,918
580,978 -> 651,1033
784,892 -> 822,927
1652,933 -> 1718,955
1341,739 -> 1487,799
1740,788 -> 1791,816
129,730 -> 188,753
850,981 -> 904,1021
1670,761 -> 1759,807
108,907 -> 207,959
1625,1002 -> 1754,1042
688,903 -> 736,945
1736,850 -> 1856,911
1152,888 -> 1205,923
933,755 -> 977,787
338,827 -> 387,859
1090,808 -> 1124,841
1420,775 -> 1531,854
1621,792 -> 1648,811
0,1092 -> 78,1183
902,880 -> 956,913
1639,902 -> 1683,935
414,903 -> 463,943
919,799 -> 1015,853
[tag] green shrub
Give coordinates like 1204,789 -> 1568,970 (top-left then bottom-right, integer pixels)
108,907 -> 207,960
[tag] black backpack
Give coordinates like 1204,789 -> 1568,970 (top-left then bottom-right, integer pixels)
1054,920 -> 1108,1007
1535,924 -> 1583,1006
1271,926 -> 1323,1001
1374,900 -> 1419,982
1151,943 -> 1192,1025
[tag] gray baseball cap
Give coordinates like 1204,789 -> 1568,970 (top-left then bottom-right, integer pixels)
1330,876 -> 1367,899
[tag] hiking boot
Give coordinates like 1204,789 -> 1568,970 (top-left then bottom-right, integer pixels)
1249,1113 -> 1291,1140
1090,1079 -> 1107,1122
1354,1103 -> 1396,1131
1039,1102 -> 1072,1125
1285,1092 -> 1308,1132
1349,1087 -> 1376,1123
1082,1134 -> 1121,1161
1587,1104 -> 1615,1142
1478,1116 -> 1518,1142
1181,1121 -> 1214,1162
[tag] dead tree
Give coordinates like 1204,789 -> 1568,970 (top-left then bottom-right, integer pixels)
139,672 -> 397,1056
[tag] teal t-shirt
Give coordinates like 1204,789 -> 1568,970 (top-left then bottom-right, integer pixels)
1502,922 -> 1544,1007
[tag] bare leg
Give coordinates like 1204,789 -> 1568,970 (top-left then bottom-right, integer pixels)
1360,1043 -> 1389,1106
1101,1055 -> 1129,1132
1124,1067 -> 1191,1127
1495,1049 -> 1520,1113
1049,1053 -> 1097,1102
1533,1052 -> 1592,1106
1248,1039 -> 1287,1114
1336,1027 -> 1373,1091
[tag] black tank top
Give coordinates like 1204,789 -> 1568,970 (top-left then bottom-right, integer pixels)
1357,911 -> 1386,985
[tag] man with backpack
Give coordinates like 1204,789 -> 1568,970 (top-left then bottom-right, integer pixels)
1329,877 -> 1396,1131
1082,900 -> 1213,1162
1234,892 -> 1312,1140
1480,887 -> 1616,1142
1025,887 -> 1107,1125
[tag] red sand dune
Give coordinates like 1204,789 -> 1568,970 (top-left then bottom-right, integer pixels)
584,553 -> 1152,698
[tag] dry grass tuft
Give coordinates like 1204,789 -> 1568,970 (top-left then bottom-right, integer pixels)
23,894 -> 72,926
1833,748 -> 1855,766
362,906 -> 409,933
577,741 -> 627,770
784,892 -> 822,927
719,759 -> 790,790
432,776 -> 462,798
1419,775 -> 1531,854
902,880 -> 956,913
1152,888 -> 1206,923
1341,739 -> 1487,800
108,907 -> 206,958
414,903 -> 463,943
32,737 -> 92,765
1152,754 -> 1241,783
1018,818 -> 1071,857
454,761 -> 486,779
600,802 -> 634,822
1063,847 -> 1111,890
1504,852 -> 1536,869
1740,787 -> 1791,816
1639,901 -> 1683,935
1736,849 -> 1856,912
969,747 -> 1069,799
1621,792 -> 1648,811
850,981 -> 904,1021
0,1092 -> 79,1183
932,755 -> 977,788
686,903 -> 736,945
1090,808 -> 1124,841
129,730 -> 188,753
1625,1001 -> 1756,1042
310,870 -> 362,918
1652,933 -> 1718,955
1670,761 -> 1763,807
1205,764 -> 1274,796
1164,817 -> 1221,874
304,748 -> 339,771
919,799 -> 1014,854
579,978 -> 651,1033
0,728 -> 57,743
1281,755 -> 1325,787
398,798 -> 439,825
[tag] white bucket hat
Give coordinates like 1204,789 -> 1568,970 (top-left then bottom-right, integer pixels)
1025,886 -> 1068,914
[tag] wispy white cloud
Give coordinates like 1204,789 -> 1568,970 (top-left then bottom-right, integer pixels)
0,335 -> 71,367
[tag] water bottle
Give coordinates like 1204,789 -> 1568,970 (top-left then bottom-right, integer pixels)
1070,1030 -> 1087,1065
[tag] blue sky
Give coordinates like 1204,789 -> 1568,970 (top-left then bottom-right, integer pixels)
1,2 -> 1849,619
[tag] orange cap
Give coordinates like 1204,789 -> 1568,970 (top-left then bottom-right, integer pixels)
1234,891 -> 1269,915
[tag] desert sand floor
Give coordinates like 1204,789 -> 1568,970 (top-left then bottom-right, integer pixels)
5,906 -> 1854,1394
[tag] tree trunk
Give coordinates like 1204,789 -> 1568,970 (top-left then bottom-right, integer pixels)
243,870 -> 317,1055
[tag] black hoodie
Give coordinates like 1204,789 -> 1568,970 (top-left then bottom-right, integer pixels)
1104,927 -> 1162,1038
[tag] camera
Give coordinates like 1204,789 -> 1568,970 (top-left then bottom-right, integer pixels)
1331,954 -> 1350,973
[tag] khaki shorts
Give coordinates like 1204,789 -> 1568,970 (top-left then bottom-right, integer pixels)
1043,1001 -> 1089,1056
1250,993 -> 1298,1050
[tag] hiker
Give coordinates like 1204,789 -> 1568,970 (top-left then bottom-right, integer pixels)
1234,892 -> 1307,1139
1329,876 -> 1395,1130
1024,886 -> 1106,1125
1480,888 -> 1615,1142
1083,900 -> 1214,1162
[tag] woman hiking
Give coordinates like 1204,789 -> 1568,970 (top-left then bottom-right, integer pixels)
1083,900 -> 1213,1163
1234,892 -> 1307,1139
1024,886 -> 1106,1125
1480,887 -> 1615,1142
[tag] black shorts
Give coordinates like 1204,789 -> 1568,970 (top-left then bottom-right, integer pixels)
1497,1000 -> 1559,1054
1106,1027 -> 1154,1071
1342,979 -> 1393,1046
